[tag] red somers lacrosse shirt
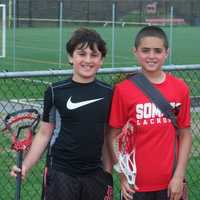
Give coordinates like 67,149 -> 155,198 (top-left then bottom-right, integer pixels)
109,73 -> 191,191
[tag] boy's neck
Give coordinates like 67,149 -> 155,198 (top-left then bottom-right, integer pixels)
142,70 -> 166,84
72,75 -> 95,84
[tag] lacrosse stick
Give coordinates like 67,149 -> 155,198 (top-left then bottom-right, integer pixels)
2,109 -> 40,200
114,119 -> 137,187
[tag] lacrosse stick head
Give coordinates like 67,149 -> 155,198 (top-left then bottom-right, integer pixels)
2,109 -> 40,152
115,119 -> 137,186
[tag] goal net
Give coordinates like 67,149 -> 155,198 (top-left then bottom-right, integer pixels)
0,4 -> 6,58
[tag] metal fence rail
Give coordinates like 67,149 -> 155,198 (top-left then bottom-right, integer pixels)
0,65 -> 200,200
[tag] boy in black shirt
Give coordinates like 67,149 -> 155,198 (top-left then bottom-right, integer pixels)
11,28 -> 113,200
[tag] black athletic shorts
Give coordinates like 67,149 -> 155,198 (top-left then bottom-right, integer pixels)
121,189 -> 169,200
42,168 -> 113,200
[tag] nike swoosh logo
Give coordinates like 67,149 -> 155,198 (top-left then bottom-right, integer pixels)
66,96 -> 104,110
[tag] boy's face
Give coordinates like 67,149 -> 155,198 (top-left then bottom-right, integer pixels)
133,36 -> 169,73
69,44 -> 103,83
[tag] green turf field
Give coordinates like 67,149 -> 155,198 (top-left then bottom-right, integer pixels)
0,26 -> 200,71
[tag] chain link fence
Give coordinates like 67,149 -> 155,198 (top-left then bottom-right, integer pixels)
0,65 -> 200,199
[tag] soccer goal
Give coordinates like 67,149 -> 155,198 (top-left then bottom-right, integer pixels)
0,4 -> 6,58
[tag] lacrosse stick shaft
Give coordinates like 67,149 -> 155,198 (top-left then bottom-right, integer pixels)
15,150 -> 23,200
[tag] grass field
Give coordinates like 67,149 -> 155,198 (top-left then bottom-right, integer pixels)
0,26 -> 200,71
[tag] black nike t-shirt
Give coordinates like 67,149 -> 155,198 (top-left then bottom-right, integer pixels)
42,78 -> 112,175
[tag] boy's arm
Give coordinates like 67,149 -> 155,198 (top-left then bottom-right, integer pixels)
104,128 -> 138,199
173,127 -> 192,180
102,126 -> 121,173
11,121 -> 54,178
168,128 -> 192,200
23,121 -> 54,170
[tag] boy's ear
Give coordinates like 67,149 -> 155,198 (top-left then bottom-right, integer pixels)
100,57 -> 104,67
166,48 -> 170,58
95,57 -> 104,70
132,47 -> 137,56
68,55 -> 73,65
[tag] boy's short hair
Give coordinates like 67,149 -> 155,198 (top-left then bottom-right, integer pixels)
135,26 -> 168,49
66,27 -> 107,57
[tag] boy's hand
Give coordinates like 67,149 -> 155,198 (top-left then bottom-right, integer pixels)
119,173 -> 138,200
10,164 -> 27,180
168,176 -> 184,200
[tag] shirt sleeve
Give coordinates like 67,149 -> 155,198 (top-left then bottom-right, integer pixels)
177,83 -> 191,129
42,85 -> 55,123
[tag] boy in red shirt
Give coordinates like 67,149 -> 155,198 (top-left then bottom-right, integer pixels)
109,26 -> 192,200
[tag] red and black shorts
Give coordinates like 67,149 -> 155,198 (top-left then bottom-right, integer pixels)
42,168 -> 113,200
121,189 -> 169,200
